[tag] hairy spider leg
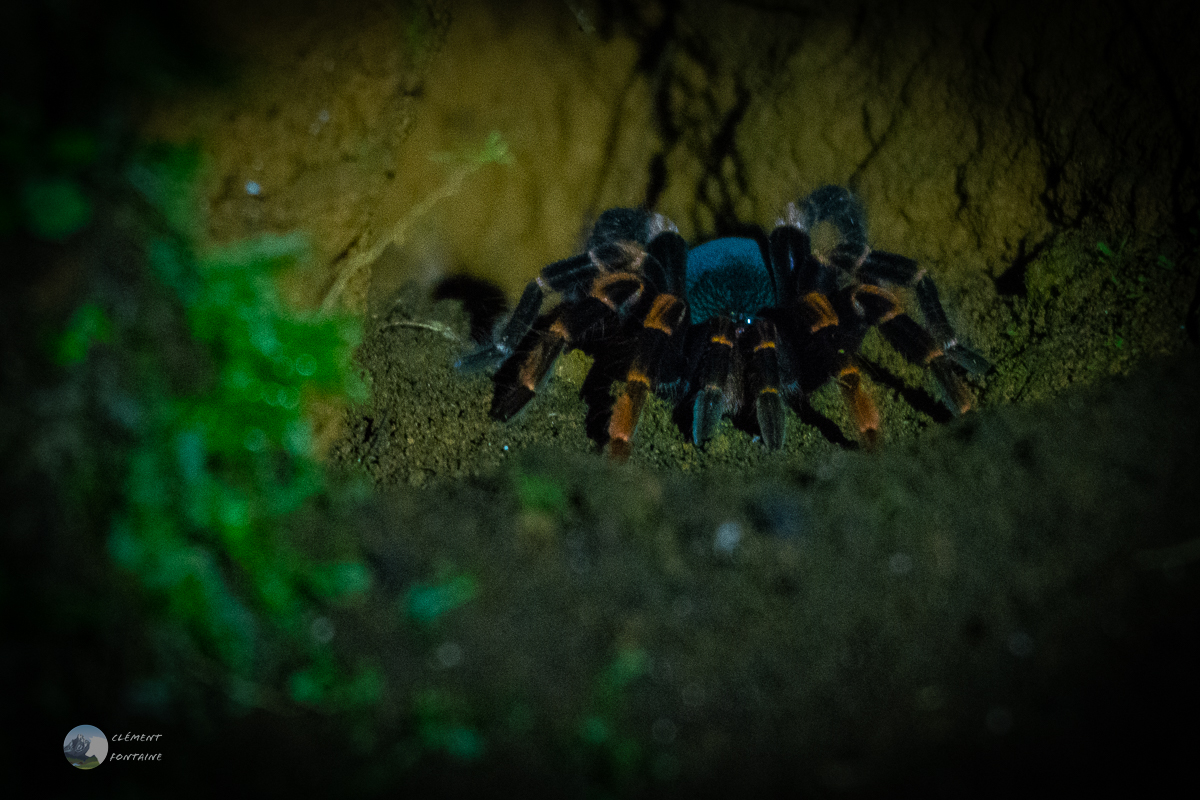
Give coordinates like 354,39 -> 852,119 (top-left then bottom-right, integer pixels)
813,288 -> 882,447
766,225 -> 805,298
455,278 -> 547,372
846,282 -> 978,420
795,185 -> 870,254
690,316 -> 738,446
607,292 -> 687,460
746,318 -> 786,449
455,251 -> 599,372
490,301 -> 598,420
645,231 -> 689,296
853,250 -> 990,413
490,272 -> 644,421
836,361 -> 881,447
457,223 -> 658,373
605,235 -> 689,459
856,250 -> 989,370
764,222 -> 842,400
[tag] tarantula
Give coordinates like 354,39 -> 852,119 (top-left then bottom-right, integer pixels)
457,185 -> 988,459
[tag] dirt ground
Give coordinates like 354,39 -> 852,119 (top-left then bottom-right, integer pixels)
14,0 -> 1200,795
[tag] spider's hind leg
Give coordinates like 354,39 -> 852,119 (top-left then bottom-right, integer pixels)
488,316 -> 566,422
852,283 -> 981,416
857,251 -> 989,371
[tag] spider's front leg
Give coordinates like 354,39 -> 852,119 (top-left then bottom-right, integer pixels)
689,316 -> 738,447
765,205 -> 843,403
686,316 -> 787,450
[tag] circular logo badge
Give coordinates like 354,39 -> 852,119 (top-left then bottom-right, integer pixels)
64,725 -> 108,769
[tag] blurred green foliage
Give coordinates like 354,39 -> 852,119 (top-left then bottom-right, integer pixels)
288,651 -> 383,709
21,176 -> 93,240
414,689 -> 486,760
66,142 -> 371,691
429,130 -> 513,167
55,302 -> 113,365
515,471 -> 568,516
578,646 -> 649,783
403,569 -> 478,627
0,100 -> 101,241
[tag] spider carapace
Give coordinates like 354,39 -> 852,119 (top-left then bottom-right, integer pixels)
457,185 -> 989,460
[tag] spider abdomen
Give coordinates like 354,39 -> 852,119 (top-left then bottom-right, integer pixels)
685,237 -> 775,323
